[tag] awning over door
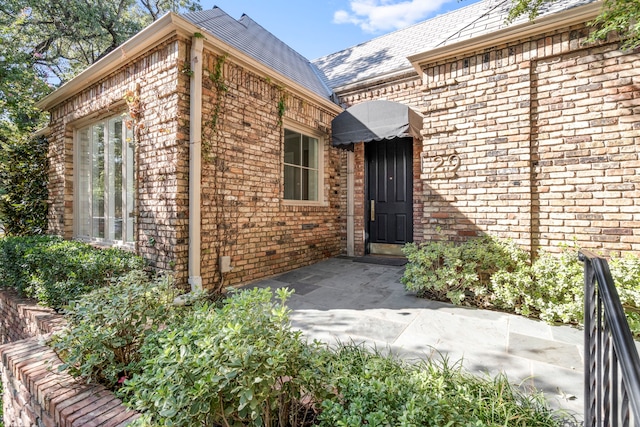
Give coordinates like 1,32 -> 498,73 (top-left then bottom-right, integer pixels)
331,100 -> 423,148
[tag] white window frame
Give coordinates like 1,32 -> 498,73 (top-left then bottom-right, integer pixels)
74,115 -> 135,247
282,123 -> 325,206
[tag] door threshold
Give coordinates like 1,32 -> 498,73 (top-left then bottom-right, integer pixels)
369,243 -> 405,257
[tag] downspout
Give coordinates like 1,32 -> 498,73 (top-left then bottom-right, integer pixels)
188,36 -> 203,291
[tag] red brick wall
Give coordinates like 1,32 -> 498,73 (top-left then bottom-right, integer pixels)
336,22 -> 640,257
0,290 -> 63,345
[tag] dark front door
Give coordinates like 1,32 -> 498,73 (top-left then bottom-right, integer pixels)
366,137 -> 413,252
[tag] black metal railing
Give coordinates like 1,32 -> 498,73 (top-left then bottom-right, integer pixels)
580,250 -> 640,427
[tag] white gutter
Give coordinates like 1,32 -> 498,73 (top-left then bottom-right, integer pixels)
188,36 -> 204,292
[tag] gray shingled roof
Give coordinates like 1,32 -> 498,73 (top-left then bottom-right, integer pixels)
313,0 -> 597,90
182,8 -> 333,99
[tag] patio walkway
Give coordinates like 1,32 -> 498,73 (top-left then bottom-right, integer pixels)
248,256 -> 585,418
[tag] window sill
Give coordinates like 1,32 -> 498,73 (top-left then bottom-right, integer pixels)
282,199 -> 327,208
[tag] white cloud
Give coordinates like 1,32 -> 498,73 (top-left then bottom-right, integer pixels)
333,0 -> 452,33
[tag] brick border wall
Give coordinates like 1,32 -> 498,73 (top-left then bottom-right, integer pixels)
0,290 -> 138,426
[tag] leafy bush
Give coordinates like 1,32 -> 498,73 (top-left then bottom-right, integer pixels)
403,237 -> 640,337
50,271 -> 180,388
0,134 -> 48,236
609,254 -> 640,337
492,245 -> 584,324
317,344 -> 571,427
123,287 -> 328,427
0,235 -> 145,309
402,235 -> 529,306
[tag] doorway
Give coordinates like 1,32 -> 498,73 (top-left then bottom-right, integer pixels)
365,137 -> 413,254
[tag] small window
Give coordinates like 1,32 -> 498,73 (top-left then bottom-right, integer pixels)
76,116 -> 135,245
284,129 -> 320,201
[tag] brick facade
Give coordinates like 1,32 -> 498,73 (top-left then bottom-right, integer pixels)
46,35 -> 189,282
336,23 -> 640,257
197,51 -> 345,288
45,33 -> 345,290
44,16 -> 640,288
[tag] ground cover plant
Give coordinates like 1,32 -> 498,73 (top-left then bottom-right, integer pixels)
402,236 -> 640,337
0,235 -> 145,310
317,344 -> 569,427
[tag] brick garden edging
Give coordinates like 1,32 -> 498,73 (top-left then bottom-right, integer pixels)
0,290 -> 139,426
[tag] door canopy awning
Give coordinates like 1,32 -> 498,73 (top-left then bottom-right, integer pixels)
331,100 -> 423,148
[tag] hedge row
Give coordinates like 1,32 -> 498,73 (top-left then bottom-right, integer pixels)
0,235 -> 145,310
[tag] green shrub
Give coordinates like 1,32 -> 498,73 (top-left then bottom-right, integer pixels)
51,284 -> 571,426
123,287 -> 328,427
0,235 -> 145,309
609,254 -> 640,337
401,235 -> 529,306
492,245 -> 584,324
51,271 -> 180,388
0,134 -> 48,236
403,237 -> 640,337
318,344 -> 572,427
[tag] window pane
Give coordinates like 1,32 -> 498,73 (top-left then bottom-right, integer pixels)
92,124 -> 105,238
284,129 -> 320,201
77,116 -> 135,244
284,165 -> 300,200
284,130 -> 300,166
302,169 -> 318,200
125,126 -> 135,243
109,118 -> 123,241
77,128 -> 91,237
302,135 -> 317,168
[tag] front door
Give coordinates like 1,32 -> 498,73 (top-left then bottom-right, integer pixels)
365,137 -> 413,254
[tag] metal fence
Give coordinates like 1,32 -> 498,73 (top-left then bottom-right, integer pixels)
580,250 -> 640,427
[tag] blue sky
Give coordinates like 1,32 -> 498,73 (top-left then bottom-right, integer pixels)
198,0 -> 482,60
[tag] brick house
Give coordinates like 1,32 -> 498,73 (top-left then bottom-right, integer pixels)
37,0 -> 640,291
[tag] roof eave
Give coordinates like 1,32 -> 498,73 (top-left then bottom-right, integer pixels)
36,12 -> 342,114
408,1 -> 602,72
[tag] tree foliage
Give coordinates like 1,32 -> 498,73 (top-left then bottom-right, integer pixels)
507,0 -> 640,50
0,0 -> 202,85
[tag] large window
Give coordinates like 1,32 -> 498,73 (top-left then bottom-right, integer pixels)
76,116 -> 135,244
284,129 -> 320,201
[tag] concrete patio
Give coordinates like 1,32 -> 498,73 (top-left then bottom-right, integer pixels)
248,256 -> 585,418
